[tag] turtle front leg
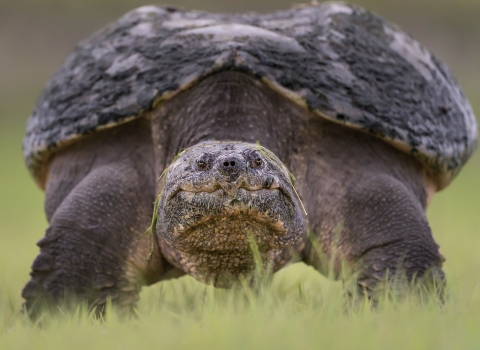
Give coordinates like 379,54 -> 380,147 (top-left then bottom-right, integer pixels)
21,120 -> 172,318
295,119 -> 445,302
303,174 -> 445,302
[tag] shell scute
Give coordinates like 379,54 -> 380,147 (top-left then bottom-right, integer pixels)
24,2 -> 477,188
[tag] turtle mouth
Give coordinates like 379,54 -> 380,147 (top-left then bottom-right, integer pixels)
158,187 -> 297,252
157,186 -> 303,286
165,175 -> 281,202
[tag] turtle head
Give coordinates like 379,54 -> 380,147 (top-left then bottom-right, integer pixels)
156,142 -> 306,286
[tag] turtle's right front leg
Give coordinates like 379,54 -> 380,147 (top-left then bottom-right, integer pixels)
21,120 -> 172,317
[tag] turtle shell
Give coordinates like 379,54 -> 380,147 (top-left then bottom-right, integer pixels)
24,2 -> 477,189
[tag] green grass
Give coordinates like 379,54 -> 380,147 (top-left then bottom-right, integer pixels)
1,106 -> 480,348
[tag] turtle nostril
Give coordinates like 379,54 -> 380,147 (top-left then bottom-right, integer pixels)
220,156 -> 246,177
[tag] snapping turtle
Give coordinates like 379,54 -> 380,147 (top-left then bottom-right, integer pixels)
22,2 -> 477,313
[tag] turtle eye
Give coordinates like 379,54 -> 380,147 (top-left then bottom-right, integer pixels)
248,151 -> 263,169
195,153 -> 211,171
197,160 -> 206,169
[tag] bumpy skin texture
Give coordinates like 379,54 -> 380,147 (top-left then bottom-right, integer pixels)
157,142 -> 306,286
290,116 -> 446,299
24,3 -> 477,189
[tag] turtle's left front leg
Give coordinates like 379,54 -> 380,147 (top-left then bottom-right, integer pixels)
295,120 -> 445,301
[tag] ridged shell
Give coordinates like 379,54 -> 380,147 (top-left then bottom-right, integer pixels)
24,2 -> 477,188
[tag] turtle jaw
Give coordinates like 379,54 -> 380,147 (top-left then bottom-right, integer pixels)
159,187 -> 300,251
157,186 -> 305,286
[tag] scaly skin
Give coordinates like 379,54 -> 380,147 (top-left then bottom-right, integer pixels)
156,142 -> 306,286
22,119 -> 170,318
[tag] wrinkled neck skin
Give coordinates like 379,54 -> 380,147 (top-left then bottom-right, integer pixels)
150,72 -> 309,286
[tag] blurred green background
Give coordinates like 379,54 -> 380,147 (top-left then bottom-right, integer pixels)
0,0 -> 479,347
